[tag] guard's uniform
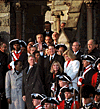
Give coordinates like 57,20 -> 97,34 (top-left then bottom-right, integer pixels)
57,98 -> 80,109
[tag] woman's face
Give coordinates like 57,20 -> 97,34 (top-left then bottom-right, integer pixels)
64,54 -> 71,61
53,63 -> 59,72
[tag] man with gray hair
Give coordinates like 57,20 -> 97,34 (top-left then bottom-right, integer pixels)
85,39 -> 100,58
22,54 -> 45,109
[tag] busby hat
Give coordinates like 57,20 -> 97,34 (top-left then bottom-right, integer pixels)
81,55 -> 96,63
56,74 -> 71,82
41,97 -> 59,105
81,85 -> 95,98
95,89 -> 100,95
55,44 -> 67,50
31,93 -> 46,100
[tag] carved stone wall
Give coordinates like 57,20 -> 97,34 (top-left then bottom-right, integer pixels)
0,1 -> 10,45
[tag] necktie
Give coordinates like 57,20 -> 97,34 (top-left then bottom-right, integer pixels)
50,56 -> 53,63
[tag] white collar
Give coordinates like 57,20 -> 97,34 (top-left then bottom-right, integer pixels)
85,102 -> 92,107
65,97 -> 73,102
15,50 -> 21,54
50,53 -> 55,59
74,50 -> 79,55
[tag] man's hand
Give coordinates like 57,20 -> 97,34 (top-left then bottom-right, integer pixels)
22,96 -> 26,102
7,98 -> 11,104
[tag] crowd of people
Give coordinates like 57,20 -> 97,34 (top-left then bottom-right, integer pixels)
0,21 -> 100,109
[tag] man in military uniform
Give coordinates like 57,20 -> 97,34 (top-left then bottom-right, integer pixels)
80,85 -> 98,109
78,55 -> 96,86
41,97 -> 59,109
31,93 -> 46,109
57,87 -> 80,109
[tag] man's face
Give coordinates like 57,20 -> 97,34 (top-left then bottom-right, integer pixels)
37,35 -> 43,43
28,56 -> 35,66
97,63 -> 100,71
45,36 -> 52,45
52,32 -> 59,40
72,42 -> 80,52
57,47 -> 65,55
82,60 -> 90,68
44,103 -> 52,109
64,92 -> 73,99
30,47 -> 36,54
45,24 -> 50,31
35,53 -> 40,60
0,43 -> 7,53
15,61 -> 23,72
84,98 -> 92,104
27,44 -> 32,53
59,80 -> 68,87
32,99 -> 40,106
94,94 -> 100,102
13,44 -> 20,51
48,46 -> 55,56
88,40 -> 95,51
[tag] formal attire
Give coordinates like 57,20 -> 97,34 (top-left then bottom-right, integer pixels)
43,31 -> 53,39
84,47 -> 100,58
0,50 -> 8,109
57,98 -> 80,109
22,64 -> 45,109
5,70 -> 25,109
64,60 -> 80,91
19,52 -> 28,69
44,53 -> 65,96
35,104 -> 42,109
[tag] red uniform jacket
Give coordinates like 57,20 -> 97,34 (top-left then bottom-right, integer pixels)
57,100 -> 80,109
91,72 -> 98,87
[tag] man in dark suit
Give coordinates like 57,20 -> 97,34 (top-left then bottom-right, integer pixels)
22,54 -> 45,109
43,44 -> 65,96
0,41 -> 8,109
43,21 -> 54,40
85,39 -> 100,58
72,41 -> 83,75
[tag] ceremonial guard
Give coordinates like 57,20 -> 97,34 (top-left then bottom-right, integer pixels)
91,58 -> 100,89
31,93 -> 46,109
8,39 -> 27,69
41,97 -> 59,109
57,87 -> 80,109
80,85 -> 98,109
78,55 -> 96,86
57,74 -> 72,101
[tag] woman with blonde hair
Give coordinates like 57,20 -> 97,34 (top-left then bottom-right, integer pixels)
50,61 -> 63,98
63,49 -> 80,91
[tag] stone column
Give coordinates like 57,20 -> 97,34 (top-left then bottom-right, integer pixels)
86,2 -> 93,41
15,2 -> 22,39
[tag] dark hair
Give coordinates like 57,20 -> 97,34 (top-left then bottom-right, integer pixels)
0,41 -> 6,47
14,60 -> 21,66
33,51 -> 40,55
44,21 -> 51,31
48,44 -> 55,48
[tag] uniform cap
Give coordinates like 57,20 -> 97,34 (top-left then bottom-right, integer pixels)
41,97 -> 59,105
